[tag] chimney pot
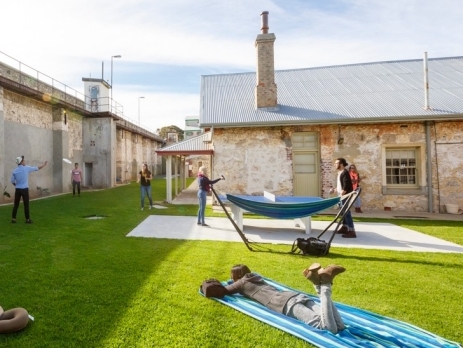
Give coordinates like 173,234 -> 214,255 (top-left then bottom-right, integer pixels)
261,11 -> 269,34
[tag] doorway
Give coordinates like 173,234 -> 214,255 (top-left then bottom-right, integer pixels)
292,132 -> 320,196
84,163 -> 93,187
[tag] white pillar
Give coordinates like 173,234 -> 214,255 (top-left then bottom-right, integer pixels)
166,156 -> 172,203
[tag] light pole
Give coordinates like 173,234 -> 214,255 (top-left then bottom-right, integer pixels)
138,96 -> 145,125
110,55 -> 121,104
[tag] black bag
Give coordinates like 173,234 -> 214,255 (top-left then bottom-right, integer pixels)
201,279 -> 228,298
291,237 -> 329,256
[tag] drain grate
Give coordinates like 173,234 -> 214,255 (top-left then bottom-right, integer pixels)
84,214 -> 108,220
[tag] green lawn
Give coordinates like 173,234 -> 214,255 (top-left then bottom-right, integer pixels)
1,179 -> 462,347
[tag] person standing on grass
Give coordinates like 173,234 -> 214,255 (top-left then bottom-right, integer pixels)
329,158 -> 356,238
197,166 -> 223,226
11,155 -> 48,224
137,163 -> 153,210
349,164 -> 362,213
71,163 -> 83,197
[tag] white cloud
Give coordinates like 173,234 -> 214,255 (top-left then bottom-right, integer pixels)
1,0 -> 462,130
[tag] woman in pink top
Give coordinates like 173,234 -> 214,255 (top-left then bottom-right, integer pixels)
71,163 -> 83,196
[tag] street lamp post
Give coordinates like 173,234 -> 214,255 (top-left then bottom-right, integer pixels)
138,96 -> 145,126
110,55 -> 121,109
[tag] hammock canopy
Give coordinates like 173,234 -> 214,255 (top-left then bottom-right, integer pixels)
225,194 -> 340,219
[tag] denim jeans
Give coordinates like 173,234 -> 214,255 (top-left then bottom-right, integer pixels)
197,190 -> 207,224
341,198 -> 355,231
353,195 -> 361,208
140,185 -> 153,207
284,284 -> 345,334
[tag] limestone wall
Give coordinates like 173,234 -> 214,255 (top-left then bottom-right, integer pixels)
213,121 -> 463,212
116,129 -> 161,183
3,89 -> 52,128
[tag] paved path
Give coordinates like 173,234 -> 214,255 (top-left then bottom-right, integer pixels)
127,180 -> 463,254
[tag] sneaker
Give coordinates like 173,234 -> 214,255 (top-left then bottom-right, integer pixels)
141,207 -> 144,210
25,219 -> 33,224
11,219 -> 16,223
149,205 -> 152,210
201,223 -> 209,227
197,222 -> 201,225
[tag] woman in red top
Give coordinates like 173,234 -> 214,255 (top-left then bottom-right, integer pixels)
349,164 -> 362,213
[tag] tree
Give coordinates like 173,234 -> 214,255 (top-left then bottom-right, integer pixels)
157,125 -> 184,142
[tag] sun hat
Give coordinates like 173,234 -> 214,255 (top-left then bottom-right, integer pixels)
15,156 -> 24,165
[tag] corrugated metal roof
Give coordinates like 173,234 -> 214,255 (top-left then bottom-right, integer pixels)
200,57 -> 463,127
156,131 -> 213,156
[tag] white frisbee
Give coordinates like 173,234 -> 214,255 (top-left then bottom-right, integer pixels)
63,158 -> 72,164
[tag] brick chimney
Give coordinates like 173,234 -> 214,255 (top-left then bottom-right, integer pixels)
255,11 -> 277,109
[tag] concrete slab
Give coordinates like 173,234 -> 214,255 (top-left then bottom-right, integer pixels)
127,215 -> 463,254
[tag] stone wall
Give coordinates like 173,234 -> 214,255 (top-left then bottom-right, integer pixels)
3,89 -> 52,128
0,70 -> 163,201
116,129 -> 161,183
213,121 -> 463,212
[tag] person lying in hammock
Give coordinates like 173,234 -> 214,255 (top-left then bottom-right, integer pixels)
224,263 -> 346,334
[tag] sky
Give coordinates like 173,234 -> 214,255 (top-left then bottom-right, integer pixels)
1,0 -> 462,133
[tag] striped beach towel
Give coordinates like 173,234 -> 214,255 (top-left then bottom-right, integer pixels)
199,276 -> 461,348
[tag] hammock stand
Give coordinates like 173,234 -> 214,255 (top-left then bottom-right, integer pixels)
211,186 -> 361,254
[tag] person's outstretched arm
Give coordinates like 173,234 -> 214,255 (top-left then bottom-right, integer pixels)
38,161 -> 48,170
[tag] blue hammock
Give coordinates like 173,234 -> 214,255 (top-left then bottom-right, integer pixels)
199,276 -> 461,348
225,194 -> 340,219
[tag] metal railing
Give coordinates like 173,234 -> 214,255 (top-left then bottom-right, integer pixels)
0,50 -> 139,123
0,51 -> 163,138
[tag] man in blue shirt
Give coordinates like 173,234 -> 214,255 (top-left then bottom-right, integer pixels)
11,156 -> 48,224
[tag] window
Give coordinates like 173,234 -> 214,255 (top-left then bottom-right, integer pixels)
382,144 -> 425,195
292,133 -> 318,149
167,133 -> 178,143
385,149 -> 417,185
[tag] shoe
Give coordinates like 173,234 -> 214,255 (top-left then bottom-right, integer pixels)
303,263 -> 322,285
197,222 -> 201,225
149,205 -> 152,210
201,223 -> 209,227
318,265 -> 346,284
141,207 -> 144,210
342,231 -> 357,238
25,219 -> 33,224
357,208 -> 363,213
11,219 -> 16,223
336,226 -> 348,234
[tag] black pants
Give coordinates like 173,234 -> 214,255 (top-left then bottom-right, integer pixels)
12,188 -> 30,220
72,180 -> 81,195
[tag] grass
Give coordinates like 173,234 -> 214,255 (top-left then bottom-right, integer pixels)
1,179 -> 462,347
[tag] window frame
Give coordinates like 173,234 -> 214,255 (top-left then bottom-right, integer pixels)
381,143 -> 427,195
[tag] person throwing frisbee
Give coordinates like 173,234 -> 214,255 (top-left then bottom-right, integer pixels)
11,155 -> 48,224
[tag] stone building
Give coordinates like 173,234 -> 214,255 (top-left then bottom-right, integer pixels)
197,12 -> 463,213
0,55 -> 163,203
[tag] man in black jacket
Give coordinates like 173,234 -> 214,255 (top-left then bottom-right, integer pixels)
330,158 -> 356,238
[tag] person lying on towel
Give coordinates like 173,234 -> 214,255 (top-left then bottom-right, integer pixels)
225,263 -> 346,334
